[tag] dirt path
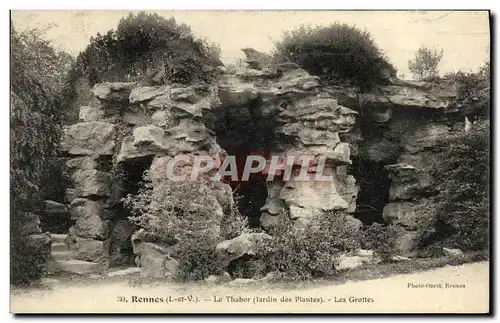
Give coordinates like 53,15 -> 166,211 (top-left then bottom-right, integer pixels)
11,261 -> 489,314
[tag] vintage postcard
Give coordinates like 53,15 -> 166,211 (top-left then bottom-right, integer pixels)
9,9 -> 491,314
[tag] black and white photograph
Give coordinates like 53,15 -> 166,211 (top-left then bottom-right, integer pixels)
8,9 -> 491,314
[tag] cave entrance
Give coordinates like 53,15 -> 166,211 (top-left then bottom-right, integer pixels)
212,98 -> 279,228
351,157 -> 392,225
110,155 -> 154,267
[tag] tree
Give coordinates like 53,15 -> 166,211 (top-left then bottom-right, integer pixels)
10,24 -> 73,285
408,46 -> 443,80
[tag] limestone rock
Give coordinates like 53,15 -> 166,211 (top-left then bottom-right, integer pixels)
132,125 -> 169,150
227,278 -> 256,286
396,230 -> 418,257
279,180 -> 350,212
129,86 -> 167,104
61,121 -> 115,156
443,247 -> 464,257
93,82 -> 136,102
170,87 -> 198,103
385,164 -> 434,200
241,47 -> 272,70
67,228 -> 110,263
131,239 -> 178,279
117,136 -> 155,163
382,201 -> 427,230
107,267 -> 141,277
402,123 -> 450,150
122,109 -> 152,126
64,188 -> 77,204
69,198 -> 110,240
336,255 -> 364,270
43,200 -> 68,214
216,232 -> 272,267
205,272 -> 232,284
49,259 -> 105,275
72,168 -> 112,198
378,80 -> 458,110
79,105 -> 104,122
392,255 -> 412,262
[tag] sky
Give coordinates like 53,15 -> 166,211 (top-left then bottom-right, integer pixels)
10,10 -> 490,77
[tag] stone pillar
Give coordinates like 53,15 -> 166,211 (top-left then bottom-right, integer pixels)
119,84 -> 233,278
382,123 -> 450,256
261,95 -> 360,229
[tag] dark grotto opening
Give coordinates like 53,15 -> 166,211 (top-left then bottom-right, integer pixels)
351,157 -> 392,225
109,155 -> 154,267
211,97 -> 280,228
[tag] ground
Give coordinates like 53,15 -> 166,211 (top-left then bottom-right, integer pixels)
11,259 -> 489,314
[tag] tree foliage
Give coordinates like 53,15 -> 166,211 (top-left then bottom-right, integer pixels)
408,46 -> 443,80
10,24 -> 74,285
71,12 -> 221,85
272,23 -> 397,88
62,11 -> 221,122
416,121 -> 490,255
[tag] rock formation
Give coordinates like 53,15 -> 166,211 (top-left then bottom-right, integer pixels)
55,51 -> 472,276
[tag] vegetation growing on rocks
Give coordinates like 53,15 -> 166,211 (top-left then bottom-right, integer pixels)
416,120 -> 489,256
271,23 -> 397,88
62,11 -> 221,122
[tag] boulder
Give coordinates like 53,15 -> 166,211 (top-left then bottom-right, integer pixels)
122,109 -> 152,126
385,164 -> 434,200
61,121 -> 115,156
396,230 -> 418,257
241,47 -> 272,70
132,125 -> 169,150
443,247 -> 465,257
216,232 -> 272,267
67,228 -> 110,263
402,123 -> 450,150
79,105 -> 104,122
93,82 -> 136,102
132,240 -> 179,279
69,198 -> 110,240
129,86 -> 167,104
107,267 -> 141,277
336,255 -> 365,270
382,201 -> 427,230
72,168 -> 111,198
205,272 -> 232,284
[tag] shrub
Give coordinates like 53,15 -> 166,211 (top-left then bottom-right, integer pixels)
124,172 -> 226,281
76,12 -> 221,85
261,212 -> 361,280
61,11 -> 222,122
408,46 -> 443,80
448,64 -> 490,117
362,222 -> 404,262
416,121 -> 490,254
11,24 -> 72,285
220,193 -> 248,240
271,23 -> 397,88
